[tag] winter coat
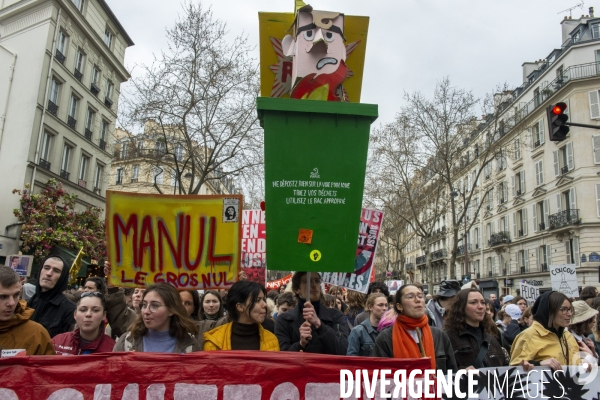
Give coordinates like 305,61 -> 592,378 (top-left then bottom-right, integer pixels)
113,331 -> 202,353
203,322 -> 280,351
347,319 -> 379,356
28,255 -> 75,338
502,319 -> 521,346
372,325 -> 458,373
510,321 -> 580,366
105,287 -> 138,339
0,300 -> 55,356
52,325 -> 116,355
275,300 -> 349,355
447,325 -> 508,369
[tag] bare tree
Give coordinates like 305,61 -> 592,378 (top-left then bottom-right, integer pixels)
119,2 -> 263,205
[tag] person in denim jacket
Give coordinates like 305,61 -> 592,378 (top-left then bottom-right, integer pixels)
347,293 -> 388,356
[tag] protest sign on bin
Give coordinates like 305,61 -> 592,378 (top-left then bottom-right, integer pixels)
105,191 -> 242,289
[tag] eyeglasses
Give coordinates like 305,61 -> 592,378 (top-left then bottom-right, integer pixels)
141,301 -> 165,312
81,292 -> 103,298
403,293 -> 425,300
559,307 -> 574,315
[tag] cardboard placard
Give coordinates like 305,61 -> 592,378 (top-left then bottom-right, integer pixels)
550,264 -> 579,297
241,210 -> 266,285
519,282 -> 539,305
105,191 -> 242,289
4,255 -> 32,277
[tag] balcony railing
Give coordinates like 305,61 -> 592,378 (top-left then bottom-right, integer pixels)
90,83 -> 100,96
488,270 -> 494,277
55,49 -> 66,64
561,166 -> 569,175
67,116 -> 77,130
38,159 -> 50,171
105,97 -> 113,108
489,231 -> 511,247
47,100 -> 58,116
59,169 -> 70,180
431,249 -> 448,260
416,255 -> 426,265
99,139 -> 106,151
74,68 -> 83,82
518,229 -> 524,237
457,244 -> 472,255
84,129 -> 93,141
549,209 -> 580,230
541,263 -> 548,272
539,222 -> 546,231
405,263 -> 414,271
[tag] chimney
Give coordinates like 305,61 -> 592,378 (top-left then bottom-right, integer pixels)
590,7 -> 595,17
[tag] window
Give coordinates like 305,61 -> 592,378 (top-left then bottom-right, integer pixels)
61,144 -> 72,173
116,167 -> 123,185
57,31 -> 67,55
512,170 -> 525,197
100,120 -> 108,141
72,0 -> 84,12
132,165 -> 139,182
75,50 -> 85,75
498,216 -> 508,234
593,23 -> 600,39
538,245 -> 551,271
534,87 -> 541,107
533,199 -> 549,231
49,79 -> 61,104
85,108 -> 95,131
517,250 -> 529,273
535,160 -> 544,187
473,227 -> 480,249
91,67 -> 100,85
171,172 -> 180,188
483,161 -> 492,180
94,164 -> 104,191
590,90 -> 600,119
68,95 -> 78,119
120,141 -> 128,159
514,137 -> 521,160
552,142 -> 574,176
531,120 -> 545,149
596,183 -> 600,217
593,135 -> 600,164
103,27 -> 113,48
79,155 -> 89,184
40,132 -> 52,161
565,238 -> 580,266
513,208 -> 528,238
105,80 -> 114,99
486,187 -> 494,210
153,166 -> 163,184
155,140 -> 166,156
498,181 -> 508,204
496,149 -> 506,171
175,144 -> 184,161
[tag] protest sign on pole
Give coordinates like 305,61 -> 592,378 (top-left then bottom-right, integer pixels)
265,273 -> 293,290
105,191 -> 242,289
520,281 -> 539,305
241,210 -> 266,285
385,280 -> 404,293
550,264 -> 579,297
320,208 -> 384,293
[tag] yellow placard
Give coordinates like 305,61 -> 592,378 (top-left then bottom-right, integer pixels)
258,12 -> 369,102
106,191 -> 242,289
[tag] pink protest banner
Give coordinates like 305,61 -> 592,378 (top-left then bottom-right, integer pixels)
241,209 -> 266,285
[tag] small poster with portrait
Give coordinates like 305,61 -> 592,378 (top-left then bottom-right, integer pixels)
5,255 -> 33,277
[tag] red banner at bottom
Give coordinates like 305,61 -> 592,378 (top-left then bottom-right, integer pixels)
0,352 -> 431,399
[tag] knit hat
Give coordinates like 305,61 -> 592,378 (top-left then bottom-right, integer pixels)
505,304 -> 522,320
571,300 -> 599,325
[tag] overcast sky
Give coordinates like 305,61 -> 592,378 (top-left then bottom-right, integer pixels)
106,0 -> 591,126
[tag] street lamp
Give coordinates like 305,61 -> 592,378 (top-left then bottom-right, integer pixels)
451,189 -> 470,282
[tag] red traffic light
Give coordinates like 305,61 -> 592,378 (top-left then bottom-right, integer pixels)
551,102 -> 568,115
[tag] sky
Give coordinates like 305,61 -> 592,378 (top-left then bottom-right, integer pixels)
106,0 -> 591,127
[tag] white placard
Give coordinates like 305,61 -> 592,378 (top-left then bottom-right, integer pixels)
550,264 -> 579,297
520,282 -> 539,305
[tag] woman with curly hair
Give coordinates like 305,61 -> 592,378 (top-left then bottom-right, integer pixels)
445,288 -> 508,369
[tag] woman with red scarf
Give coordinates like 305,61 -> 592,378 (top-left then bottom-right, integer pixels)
373,284 -> 457,373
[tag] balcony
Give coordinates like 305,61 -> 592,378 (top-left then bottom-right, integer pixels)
518,229 -> 524,238
489,231 -> 511,247
405,263 -> 414,271
90,83 -> 100,96
549,209 -> 580,230
105,97 -> 113,109
67,116 -> 77,130
74,68 -> 83,82
488,270 -> 494,277
541,263 -> 548,272
59,169 -> 70,180
47,100 -> 58,116
416,255 -> 426,266
431,249 -> 448,260
539,222 -> 546,231
84,129 -> 93,141
516,189 -> 522,196
99,139 -> 106,151
55,49 -> 66,64
39,158 -> 51,171
457,244 -> 472,256
520,266 -> 527,274
561,166 -> 569,175
534,140 -> 541,148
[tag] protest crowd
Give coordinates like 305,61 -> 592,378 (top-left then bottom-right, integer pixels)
2,250 -> 599,378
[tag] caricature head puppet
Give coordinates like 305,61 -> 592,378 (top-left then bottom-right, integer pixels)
282,5 -> 348,101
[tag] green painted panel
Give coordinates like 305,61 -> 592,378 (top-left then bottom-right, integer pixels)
258,97 -> 378,272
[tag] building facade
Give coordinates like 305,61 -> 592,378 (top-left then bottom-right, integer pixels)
402,13 -> 600,297
0,0 -> 132,260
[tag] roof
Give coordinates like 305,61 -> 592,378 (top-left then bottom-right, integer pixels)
97,0 -> 134,46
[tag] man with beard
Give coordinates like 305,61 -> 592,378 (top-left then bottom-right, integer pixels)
282,5 -> 349,101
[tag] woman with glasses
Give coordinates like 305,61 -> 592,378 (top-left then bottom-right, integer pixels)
275,272 -> 349,354
372,284 -> 457,372
52,292 -> 115,355
444,289 -> 508,369
510,291 -> 583,370
203,281 -> 279,351
113,283 -> 201,353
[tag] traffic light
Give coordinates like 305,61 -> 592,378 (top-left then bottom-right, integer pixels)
546,102 -> 570,141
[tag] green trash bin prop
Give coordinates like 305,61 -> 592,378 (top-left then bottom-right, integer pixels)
258,97 -> 377,273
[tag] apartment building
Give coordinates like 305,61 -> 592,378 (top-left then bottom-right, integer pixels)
0,0 -> 132,259
403,13 -> 600,297
109,124 -> 239,196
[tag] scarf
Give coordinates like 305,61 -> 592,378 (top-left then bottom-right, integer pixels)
392,314 -> 436,370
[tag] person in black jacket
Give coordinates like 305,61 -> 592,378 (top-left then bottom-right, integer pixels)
275,272 -> 348,354
444,288 -> 508,369
28,254 -> 75,338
